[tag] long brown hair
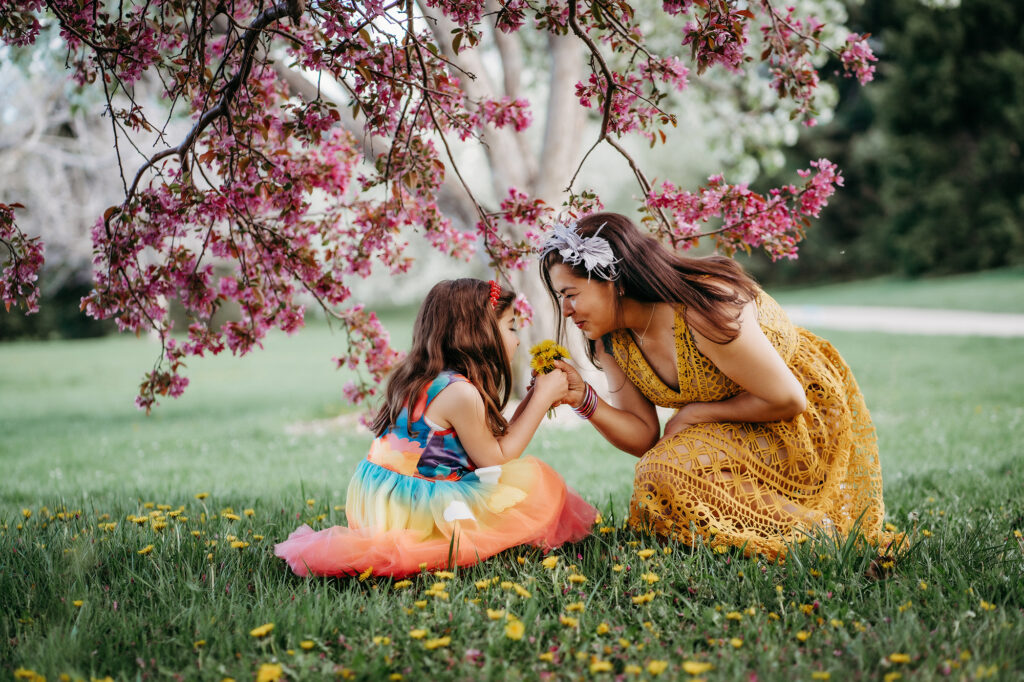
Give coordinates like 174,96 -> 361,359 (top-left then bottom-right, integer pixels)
372,279 -> 515,437
540,213 -> 759,366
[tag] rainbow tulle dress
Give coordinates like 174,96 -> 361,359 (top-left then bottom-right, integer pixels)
275,371 -> 597,578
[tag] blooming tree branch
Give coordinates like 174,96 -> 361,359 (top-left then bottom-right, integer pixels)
0,0 -> 876,413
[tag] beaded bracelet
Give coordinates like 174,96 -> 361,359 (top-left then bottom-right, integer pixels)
572,383 -> 598,420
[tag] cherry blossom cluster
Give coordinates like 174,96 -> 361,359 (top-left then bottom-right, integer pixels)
839,33 -> 878,85
647,158 -> 844,260
0,203 -> 44,314
478,96 -> 533,132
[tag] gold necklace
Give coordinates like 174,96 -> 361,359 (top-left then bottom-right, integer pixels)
634,303 -> 656,346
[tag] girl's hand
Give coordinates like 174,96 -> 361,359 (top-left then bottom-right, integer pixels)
534,369 -> 569,406
662,405 -> 698,439
550,359 -> 586,408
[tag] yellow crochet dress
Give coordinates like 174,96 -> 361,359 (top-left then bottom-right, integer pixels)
609,290 -> 887,556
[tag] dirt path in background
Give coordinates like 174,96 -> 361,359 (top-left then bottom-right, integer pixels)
782,305 -> 1024,337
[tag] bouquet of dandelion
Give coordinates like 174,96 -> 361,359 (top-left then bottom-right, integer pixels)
530,340 -> 571,418
530,340 -> 570,374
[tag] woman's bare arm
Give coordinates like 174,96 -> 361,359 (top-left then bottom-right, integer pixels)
664,300 -> 806,437
553,344 -> 661,457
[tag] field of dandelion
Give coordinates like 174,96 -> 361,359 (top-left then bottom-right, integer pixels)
2,271 -> 1023,681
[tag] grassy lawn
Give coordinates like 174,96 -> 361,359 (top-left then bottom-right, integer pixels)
1,275 -> 1022,681
768,266 -> 1024,314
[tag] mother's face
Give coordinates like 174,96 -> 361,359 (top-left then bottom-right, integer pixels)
547,263 -> 618,340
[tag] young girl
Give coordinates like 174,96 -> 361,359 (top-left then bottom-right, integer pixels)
275,279 -> 597,578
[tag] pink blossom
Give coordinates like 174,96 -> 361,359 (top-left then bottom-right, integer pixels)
839,33 -> 877,85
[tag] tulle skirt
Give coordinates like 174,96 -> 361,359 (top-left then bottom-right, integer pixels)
275,456 -> 596,578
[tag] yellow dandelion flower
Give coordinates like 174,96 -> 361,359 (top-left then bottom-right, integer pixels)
811,672 -> 831,680
358,566 -> 373,581
393,580 -> 412,590
612,564 -> 624,572
883,674 -> 901,682
885,522 -> 898,532
256,663 -> 283,682
641,572 -> 659,584
682,660 -> 713,675
796,630 -> 811,642
560,615 -> 579,627
637,549 -> 655,560
730,638 -> 743,648
625,664 -> 642,674
413,600 -> 427,609
500,580 -> 514,590
243,508 -> 255,517
589,659 -> 613,673
222,513 -> 240,521
599,526 -> 614,534
195,492 -> 209,500
647,660 -> 669,675
137,544 -> 154,555
474,579 -> 490,590
596,622 -> 610,635
725,611 -> 742,621
542,556 -> 559,569
618,638 -> 631,648
919,581 -> 928,591
568,573 -> 587,584
889,653 -> 911,664
409,629 -> 428,639
514,584 -> 532,599
631,591 -> 655,605
306,498 -> 315,506
250,623 -> 274,637
487,608 -> 506,620
424,636 -> 451,650
830,619 -> 844,628
566,601 -> 585,612
434,570 -> 455,579
538,652 -> 555,662
505,620 -> 525,640
979,600 -> 996,611
389,675 -> 403,682
230,541 -> 249,549
372,635 -> 391,645
14,669 -> 40,680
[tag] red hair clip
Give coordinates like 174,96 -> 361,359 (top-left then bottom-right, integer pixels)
488,280 -> 501,309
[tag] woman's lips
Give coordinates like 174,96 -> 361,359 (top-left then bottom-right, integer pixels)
575,320 -> 586,329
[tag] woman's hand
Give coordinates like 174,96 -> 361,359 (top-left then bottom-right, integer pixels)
550,359 -> 587,408
533,368 -> 569,407
662,405 -> 698,439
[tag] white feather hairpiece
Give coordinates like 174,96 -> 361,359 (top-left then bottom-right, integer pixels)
539,221 -> 619,280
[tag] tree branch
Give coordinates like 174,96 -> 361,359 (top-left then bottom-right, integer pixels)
115,2 -> 294,217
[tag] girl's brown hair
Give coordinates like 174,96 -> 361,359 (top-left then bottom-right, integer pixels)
372,279 -> 515,438
540,213 -> 760,366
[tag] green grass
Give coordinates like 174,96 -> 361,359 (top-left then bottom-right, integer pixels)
2,278 -> 1023,681
768,266 -> 1024,314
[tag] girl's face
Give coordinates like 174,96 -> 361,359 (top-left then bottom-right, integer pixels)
497,307 -> 520,359
547,263 -> 618,340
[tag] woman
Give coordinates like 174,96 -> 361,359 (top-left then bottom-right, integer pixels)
540,213 -> 887,556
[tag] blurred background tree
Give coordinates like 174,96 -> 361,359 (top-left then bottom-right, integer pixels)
744,0 -> 1024,285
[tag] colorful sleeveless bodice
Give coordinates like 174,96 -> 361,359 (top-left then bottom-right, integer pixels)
366,370 -> 480,482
